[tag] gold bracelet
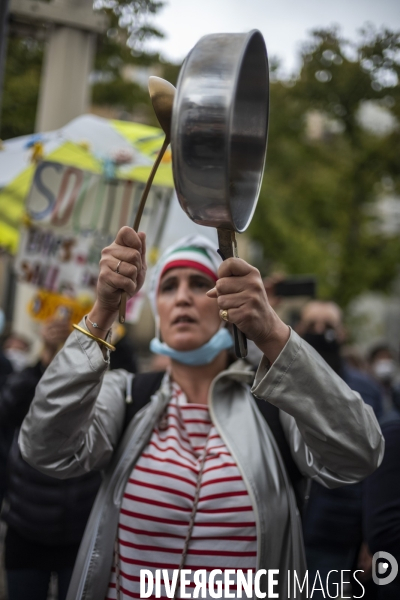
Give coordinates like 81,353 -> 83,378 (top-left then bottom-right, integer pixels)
72,324 -> 116,352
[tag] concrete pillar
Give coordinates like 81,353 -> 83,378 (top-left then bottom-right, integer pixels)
35,24 -> 95,132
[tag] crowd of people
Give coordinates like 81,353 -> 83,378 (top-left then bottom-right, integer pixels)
0,229 -> 398,600
0,314 -> 137,600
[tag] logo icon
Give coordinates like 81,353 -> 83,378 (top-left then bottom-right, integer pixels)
372,552 -> 398,586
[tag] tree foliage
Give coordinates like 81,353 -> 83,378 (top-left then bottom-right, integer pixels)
93,0 -> 165,52
2,18 -> 400,309
250,27 -> 400,306
91,8 -> 180,125
0,0 -> 169,138
0,37 -> 43,139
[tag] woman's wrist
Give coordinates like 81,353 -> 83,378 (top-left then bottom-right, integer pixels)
255,314 -> 290,364
86,302 -> 118,340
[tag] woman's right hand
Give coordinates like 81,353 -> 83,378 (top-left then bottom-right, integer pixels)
89,227 -> 147,330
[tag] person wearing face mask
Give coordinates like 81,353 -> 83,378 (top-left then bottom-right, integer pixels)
0,318 -> 102,600
2,333 -> 31,374
298,301 -> 384,598
18,229 -> 384,600
368,344 -> 399,416
297,301 -> 383,418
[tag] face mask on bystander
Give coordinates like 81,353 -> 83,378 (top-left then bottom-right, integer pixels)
372,359 -> 397,383
303,328 -> 342,374
4,348 -> 29,372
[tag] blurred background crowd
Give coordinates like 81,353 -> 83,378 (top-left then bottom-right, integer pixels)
0,0 -> 400,599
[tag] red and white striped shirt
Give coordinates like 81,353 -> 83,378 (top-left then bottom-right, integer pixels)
106,381 -> 257,599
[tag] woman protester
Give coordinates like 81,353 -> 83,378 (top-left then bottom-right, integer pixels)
19,227 -> 384,600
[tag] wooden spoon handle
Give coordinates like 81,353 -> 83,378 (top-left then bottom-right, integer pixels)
118,137 -> 170,324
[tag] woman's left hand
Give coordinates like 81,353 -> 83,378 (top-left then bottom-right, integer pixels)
207,258 -> 290,362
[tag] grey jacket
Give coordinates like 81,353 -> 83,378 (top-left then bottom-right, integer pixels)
19,326 -> 384,600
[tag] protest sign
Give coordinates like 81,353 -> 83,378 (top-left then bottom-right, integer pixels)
15,160 -> 173,323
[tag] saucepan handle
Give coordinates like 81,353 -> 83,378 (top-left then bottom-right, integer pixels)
217,229 -> 248,359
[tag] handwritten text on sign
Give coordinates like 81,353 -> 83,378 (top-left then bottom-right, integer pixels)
26,161 -> 173,241
15,161 -> 173,322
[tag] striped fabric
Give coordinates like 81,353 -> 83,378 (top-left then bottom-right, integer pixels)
106,381 -> 257,599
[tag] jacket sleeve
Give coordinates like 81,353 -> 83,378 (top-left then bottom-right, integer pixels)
19,324 -> 129,479
251,329 -> 385,488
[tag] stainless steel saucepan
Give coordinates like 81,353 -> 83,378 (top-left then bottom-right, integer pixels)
171,29 -> 269,358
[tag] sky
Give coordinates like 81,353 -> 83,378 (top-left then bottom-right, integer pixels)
146,0 -> 400,76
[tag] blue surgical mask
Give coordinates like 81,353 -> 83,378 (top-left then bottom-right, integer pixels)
150,327 -> 233,366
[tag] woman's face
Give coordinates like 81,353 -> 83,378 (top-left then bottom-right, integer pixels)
157,267 -> 220,351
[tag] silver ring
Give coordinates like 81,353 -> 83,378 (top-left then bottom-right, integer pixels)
115,260 -> 122,274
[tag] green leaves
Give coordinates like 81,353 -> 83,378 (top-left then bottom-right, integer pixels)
0,37 -> 43,140
0,1 -> 170,137
250,27 -> 400,307
94,0 -> 165,52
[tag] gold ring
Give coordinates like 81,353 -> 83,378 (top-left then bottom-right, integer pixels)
115,260 -> 122,274
219,309 -> 229,322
